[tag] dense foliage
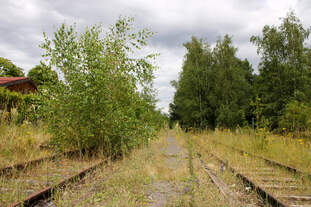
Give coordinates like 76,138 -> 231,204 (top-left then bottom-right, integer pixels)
0,87 -> 39,123
27,63 -> 58,86
170,36 -> 253,129
251,11 -> 311,130
40,17 -> 165,154
0,57 -> 24,77
170,11 -> 311,135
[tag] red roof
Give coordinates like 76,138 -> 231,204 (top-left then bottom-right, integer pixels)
0,77 -> 29,85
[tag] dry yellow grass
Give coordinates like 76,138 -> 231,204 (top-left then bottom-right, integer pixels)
0,115 -> 52,168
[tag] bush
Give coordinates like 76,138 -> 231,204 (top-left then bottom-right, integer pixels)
40,17 -> 163,155
0,87 -> 40,123
279,100 -> 311,133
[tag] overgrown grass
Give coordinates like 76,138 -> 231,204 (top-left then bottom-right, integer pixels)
0,110 -> 52,168
192,129 -> 311,173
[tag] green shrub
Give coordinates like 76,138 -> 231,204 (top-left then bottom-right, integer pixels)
40,17 -> 163,155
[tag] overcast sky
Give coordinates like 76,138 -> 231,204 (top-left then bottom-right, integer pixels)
1,0 -> 311,113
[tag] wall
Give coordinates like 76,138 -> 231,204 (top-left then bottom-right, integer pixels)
7,82 -> 37,94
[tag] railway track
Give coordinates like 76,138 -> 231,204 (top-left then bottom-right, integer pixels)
0,151 -> 105,207
196,137 -> 311,207
210,139 -> 311,180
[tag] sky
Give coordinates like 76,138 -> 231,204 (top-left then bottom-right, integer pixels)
1,0 -> 311,113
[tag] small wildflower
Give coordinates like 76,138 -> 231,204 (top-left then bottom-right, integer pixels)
220,163 -> 225,172
47,201 -> 56,207
184,186 -> 190,193
297,139 -> 304,145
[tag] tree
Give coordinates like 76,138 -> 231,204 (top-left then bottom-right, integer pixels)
212,35 -> 253,128
28,63 -> 58,86
170,35 -> 254,130
40,17 -> 161,155
250,11 -> 311,129
0,57 -> 24,77
170,37 -> 214,129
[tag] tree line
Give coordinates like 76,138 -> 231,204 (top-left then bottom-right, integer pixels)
170,11 -> 311,135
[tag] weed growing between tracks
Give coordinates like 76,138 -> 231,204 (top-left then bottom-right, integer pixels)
173,129 -> 234,207
186,134 -> 196,207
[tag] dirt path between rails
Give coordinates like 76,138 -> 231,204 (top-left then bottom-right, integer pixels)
145,136 -> 188,207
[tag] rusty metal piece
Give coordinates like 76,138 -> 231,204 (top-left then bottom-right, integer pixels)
255,177 -> 296,183
236,167 -> 274,172
279,195 -> 311,201
261,185 -> 308,190
243,171 -> 278,176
